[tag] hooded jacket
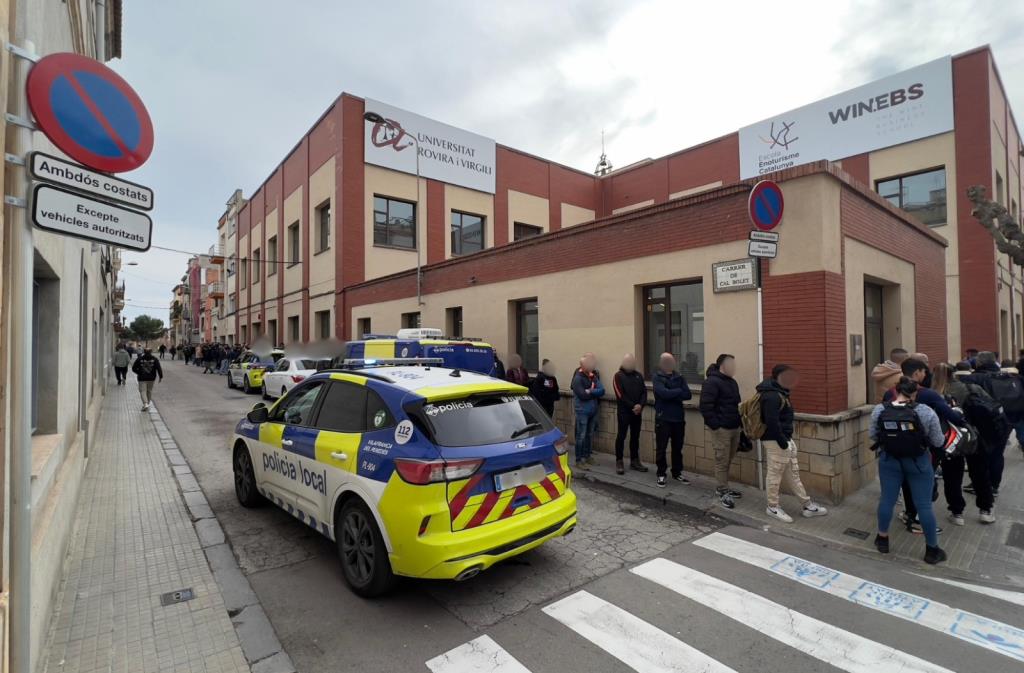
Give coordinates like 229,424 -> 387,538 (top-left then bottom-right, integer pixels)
756,378 -> 793,448
529,371 -> 560,410
870,360 -> 903,403
613,367 -> 647,412
699,365 -> 741,430
132,353 -> 163,382
652,370 -> 692,423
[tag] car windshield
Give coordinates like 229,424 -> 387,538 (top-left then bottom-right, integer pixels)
419,394 -> 554,447
298,359 -> 332,371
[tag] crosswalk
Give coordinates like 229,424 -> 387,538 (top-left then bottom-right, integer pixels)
424,530 -> 1024,673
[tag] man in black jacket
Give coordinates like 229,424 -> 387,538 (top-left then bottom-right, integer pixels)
652,353 -> 692,487
529,359 -> 560,417
612,354 -> 648,475
700,354 -> 743,508
132,348 -> 163,411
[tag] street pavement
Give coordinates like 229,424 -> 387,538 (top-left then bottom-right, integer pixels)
154,360 -> 1024,672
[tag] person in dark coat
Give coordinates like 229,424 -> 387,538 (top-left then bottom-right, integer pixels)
490,352 -> 506,380
700,354 -> 743,508
570,353 -> 604,469
612,353 -> 648,474
529,359 -> 560,417
652,352 -> 692,487
506,353 -> 530,386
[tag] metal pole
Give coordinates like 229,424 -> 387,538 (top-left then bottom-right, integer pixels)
95,0 -> 106,61
756,257 -> 765,490
9,38 -> 35,673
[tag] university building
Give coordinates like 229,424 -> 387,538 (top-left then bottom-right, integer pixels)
213,45 -> 1021,502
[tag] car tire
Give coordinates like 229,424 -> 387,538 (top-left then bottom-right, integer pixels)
227,372 -> 235,389
336,498 -> 396,598
243,375 -> 252,395
261,382 -> 271,401
233,444 -> 264,508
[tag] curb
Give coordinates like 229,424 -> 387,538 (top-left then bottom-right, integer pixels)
146,403 -> 297,673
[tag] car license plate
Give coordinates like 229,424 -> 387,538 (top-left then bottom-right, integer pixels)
494,463 -> 547,492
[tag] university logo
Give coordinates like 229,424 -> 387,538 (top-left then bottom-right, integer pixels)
759,120 -> 799,150
369,118 -> 415,152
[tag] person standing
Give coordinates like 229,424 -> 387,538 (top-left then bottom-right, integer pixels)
112,344 -> 130,385
931,363 -> 970,526
700,354 -> 743,509
158,343 -> 167,359
530,359 -> 560,417
870,347 -> 908,403
490,352 -> 506,380
870,376 -> 947,564
132,347 -> 163,411
570,353 -> 604,470
506,354 -> 530,386
960,350 -> 1012,519
169,344 -> 177,360
612,354 -> 648,475
652,352 -> 692,488
759,364 -> 828,522
203,345 -> 218,373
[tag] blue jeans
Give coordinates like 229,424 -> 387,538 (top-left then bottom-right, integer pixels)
574,411 -> 598,463
877,451 -> 939,547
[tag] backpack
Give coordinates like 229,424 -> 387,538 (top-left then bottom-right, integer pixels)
981,372 -> 1024,416
739,392 -> 788,440
876,402 -> 927,459
962,383 -> 1009,443
944,420 -> 979,458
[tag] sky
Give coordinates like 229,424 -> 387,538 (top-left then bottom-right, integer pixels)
111,0 -> 1024,326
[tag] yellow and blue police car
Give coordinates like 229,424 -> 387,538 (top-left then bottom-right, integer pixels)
227,349 -> 284,394
231,359 -> 577,596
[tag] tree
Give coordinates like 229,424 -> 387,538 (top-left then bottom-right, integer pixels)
129,315 -> 166,344
968,185 -> 1024,264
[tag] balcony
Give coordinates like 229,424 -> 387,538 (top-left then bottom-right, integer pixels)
205,245 -> 225,266
208,281 -> 225,298
112,283 -> 125,311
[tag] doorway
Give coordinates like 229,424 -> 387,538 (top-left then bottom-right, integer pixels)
864,283 -> 884,401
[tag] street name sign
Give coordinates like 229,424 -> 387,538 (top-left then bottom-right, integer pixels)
32,183 -> 152,251
713,258 -> 758,293
749,230 -> 780,243
748,240 -> 778,258
29,152 -> 153,211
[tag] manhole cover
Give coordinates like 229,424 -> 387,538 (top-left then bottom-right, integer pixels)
1007,523 -> 1024,550
843,527 -> 871,540
160,588 -> 195,606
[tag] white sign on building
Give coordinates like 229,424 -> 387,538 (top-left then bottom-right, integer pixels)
738,56 -> 954,180
363,98 -> 497,194
713,258 -> 758,293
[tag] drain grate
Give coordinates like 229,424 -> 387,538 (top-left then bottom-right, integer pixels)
843,527 -> 871,540
1007,523 -> 1024,550
159,588 -> 195,606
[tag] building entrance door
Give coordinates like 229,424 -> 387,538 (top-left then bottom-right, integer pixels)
865,283 -> 884,401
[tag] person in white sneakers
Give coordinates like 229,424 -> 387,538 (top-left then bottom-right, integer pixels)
132,347 -> 163,411
758,364 -> 828,522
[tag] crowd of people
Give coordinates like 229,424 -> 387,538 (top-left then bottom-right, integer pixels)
165,341 -> 250,375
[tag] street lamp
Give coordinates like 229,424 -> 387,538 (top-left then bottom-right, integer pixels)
364,110 -> 424,306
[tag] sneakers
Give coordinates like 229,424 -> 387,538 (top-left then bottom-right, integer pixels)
992,488 -> 1000,499
672,473 -> 690,484
141,404 -> 149,412
656,475 -> 667,488
948,512 -> 965,526
615,460 -> 625,475
629,461 -> 649,473
765,506 -> 793,523
574,460 -> 590,471
717,487 -> 742,499
719,493 -> 735,509
897,511 -> 911,525
979,509 -> 996,524
802,502 -> 828,518
874,534 -> 890,554
906,520 -> 924,534
924,545 -> 947,565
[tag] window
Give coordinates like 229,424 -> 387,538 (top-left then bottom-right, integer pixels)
288,315 -> 300,342
357,317 -> 371,338
269,381 -> 324,425
315,200 -> 331,253
267,236 -> 278,276
876,167 -> 947,227
446,306 -> 463,338
418,394 -> 553,447
240,258 -> 248,288
252,248 -> 261,283
514,299 -> 539,371
451,211 -> 485,255
288,221 -> 300,266
644,281 -> 704,382
316,382 -> 367,433
514,222 -> 543,241
315,310 -> 331,340
275,359 -> 290,373
401,312 -> 421,329
227,254 -> 236,276
373,196 -> 416,249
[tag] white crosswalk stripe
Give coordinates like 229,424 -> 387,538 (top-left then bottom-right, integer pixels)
693,532 -> 1024,663
910,573 -> 1024,609
631,557 -> 955,673
425,635 -> 532,673
542,590 -> 738,673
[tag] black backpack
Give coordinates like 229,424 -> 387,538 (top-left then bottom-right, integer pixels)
962,383 -> 1009,443
876,402 -> 927,459
982,372 -> 1024,416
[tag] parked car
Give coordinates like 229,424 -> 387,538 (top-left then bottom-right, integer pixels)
261,356 -> 332,400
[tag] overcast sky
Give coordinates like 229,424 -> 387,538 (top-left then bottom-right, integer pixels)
111,0 -> 1024,326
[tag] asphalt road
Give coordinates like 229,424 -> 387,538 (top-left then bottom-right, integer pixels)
154,360 -> 1024,672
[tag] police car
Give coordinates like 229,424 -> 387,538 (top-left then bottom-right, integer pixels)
227,349 -> 284,394
343,328 -> 497,375
231,359 -> 577,596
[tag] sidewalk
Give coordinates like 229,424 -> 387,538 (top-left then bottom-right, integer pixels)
582,440 -> 1024,583
40,386 -> 250,673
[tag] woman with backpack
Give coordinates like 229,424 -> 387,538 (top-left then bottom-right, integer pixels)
870,376 -> 947,564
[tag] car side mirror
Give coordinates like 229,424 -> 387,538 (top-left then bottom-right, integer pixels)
247,404 -> 269,424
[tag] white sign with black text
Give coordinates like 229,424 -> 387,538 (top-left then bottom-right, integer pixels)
363,98 -> 497,194
713,258 -> 758,293
30,151 -> 153,210
738,56 -> 954,179
748,240 -> 778,258
749,230 -> 780,243
32,183 -> 152,251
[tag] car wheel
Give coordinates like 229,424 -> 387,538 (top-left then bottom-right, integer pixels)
261,382 -> 271,401
233,445 -> 263,507
243,375 -> 252,394
336,498 -> 395,597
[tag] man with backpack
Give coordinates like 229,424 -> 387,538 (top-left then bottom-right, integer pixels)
961,350 -> 1016,516
131,347 -> 163,411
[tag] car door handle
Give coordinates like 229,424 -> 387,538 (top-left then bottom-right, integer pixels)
331,452 -> 347,461
281,439 -> 294,447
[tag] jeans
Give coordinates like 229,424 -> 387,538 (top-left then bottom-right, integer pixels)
655,420 -> 685,477
574,411 -> 598,463
710,427 -> 742,488
765,440 -> 809,509
114,366 -> 128,384
614,408 -> 642,462
877,451 -> 939,547
219,358 -> 230,374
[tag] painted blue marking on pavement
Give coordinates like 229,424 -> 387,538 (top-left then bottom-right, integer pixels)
849,582 -> 929,620
770,556 -> 839,588
951,612 -> 1024,661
